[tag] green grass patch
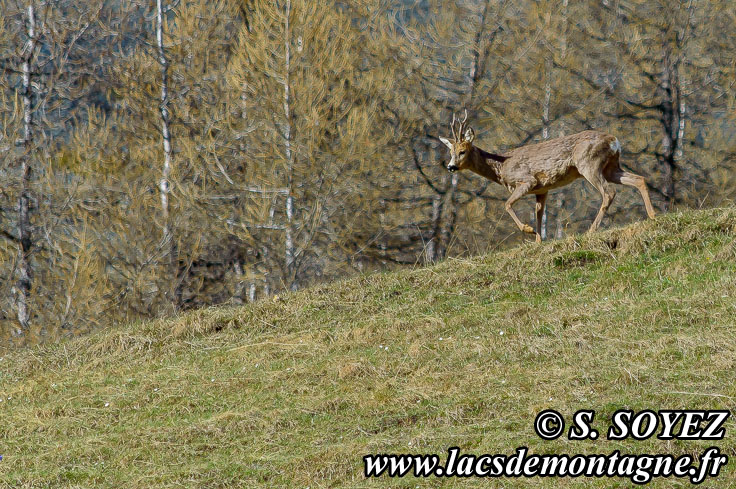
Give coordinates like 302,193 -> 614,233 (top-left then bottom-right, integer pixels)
1,207 -> 736,488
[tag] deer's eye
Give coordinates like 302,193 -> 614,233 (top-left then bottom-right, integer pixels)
459,151 -> 466,156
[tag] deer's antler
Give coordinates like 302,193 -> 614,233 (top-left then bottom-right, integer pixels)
449,109 -> 469,141
457,109 -> 468,140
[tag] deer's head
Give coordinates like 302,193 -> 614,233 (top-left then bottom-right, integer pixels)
439,109 -> 475,173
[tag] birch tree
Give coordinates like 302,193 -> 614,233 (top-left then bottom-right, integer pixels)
14,2 -> 37,335
0,0 -> 112,341
226,0 -> 386,291
282,0 -> 296,288
156,0 -> 175,268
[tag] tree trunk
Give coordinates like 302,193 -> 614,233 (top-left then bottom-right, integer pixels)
15,2 -> 38,337
248,283 -> 256,302
552,0 -> 569,239
676,99 -> 686,161
156,0 -> 173,248
434,0 -> 490,259
555,193 -> 566,239
156,0 -> 179,304
438,173 -> 458,259
540,56 -> 552,240
658,44 -> 679,209
282,0 -> 296,291
426,191 -> 443,262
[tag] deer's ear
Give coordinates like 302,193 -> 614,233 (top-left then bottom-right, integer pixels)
439,137 -> 453,149
464,127 -> 475,143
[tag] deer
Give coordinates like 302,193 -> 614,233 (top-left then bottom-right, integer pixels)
439,110 -> 656,243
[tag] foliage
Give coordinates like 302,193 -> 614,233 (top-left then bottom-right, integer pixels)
0,0 -> 734,343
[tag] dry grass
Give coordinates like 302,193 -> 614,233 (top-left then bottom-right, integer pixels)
1,207 -> 736,488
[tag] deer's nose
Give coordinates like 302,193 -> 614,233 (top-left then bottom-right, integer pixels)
447,164 -> 458,172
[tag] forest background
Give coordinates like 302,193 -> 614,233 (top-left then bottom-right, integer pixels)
1,0 -> 734,344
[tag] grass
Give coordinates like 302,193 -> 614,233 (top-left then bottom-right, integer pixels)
1,207 -> 736,488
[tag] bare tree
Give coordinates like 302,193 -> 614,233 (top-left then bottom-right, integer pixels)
13,2 -> 38,335
556,0 -> 728,211
156,0 -> 174,264
0,0 -> 733,345
282,0 -> 296,289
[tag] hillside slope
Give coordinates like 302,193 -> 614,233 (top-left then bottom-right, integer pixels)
2,207 -> 736,488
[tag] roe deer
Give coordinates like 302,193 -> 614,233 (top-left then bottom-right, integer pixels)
439,111 -> 656,243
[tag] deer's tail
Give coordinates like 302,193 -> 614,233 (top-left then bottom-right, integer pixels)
609,138 -> 621,154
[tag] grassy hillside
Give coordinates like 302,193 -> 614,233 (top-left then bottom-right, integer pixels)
2,207 -> 736,488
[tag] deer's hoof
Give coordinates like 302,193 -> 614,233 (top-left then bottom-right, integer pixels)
535,234 -> 542,243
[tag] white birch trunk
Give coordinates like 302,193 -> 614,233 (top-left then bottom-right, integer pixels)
439,172 -> 458,257
283,0 -> 296,290
15,2 -> 37,336
248,283 -> 256,302
262,245 -> 270,297
232,260 -> 245,303
156,0 -> 173,251
427,193 -> 441,262
676,100 -> 686,161
553,0 -> 569,239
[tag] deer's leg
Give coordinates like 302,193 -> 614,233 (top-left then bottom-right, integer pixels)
505,182 -> 535,236
581,170 -> 616,233
607,170 -> 656,219
535,193 -> 548,243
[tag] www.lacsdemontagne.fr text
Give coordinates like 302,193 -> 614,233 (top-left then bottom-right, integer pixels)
364,446 -> 727,484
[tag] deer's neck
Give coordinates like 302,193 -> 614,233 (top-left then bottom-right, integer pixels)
469,147 -> 505,184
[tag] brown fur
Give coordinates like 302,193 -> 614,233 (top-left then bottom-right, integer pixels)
441,129 -> 656,242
